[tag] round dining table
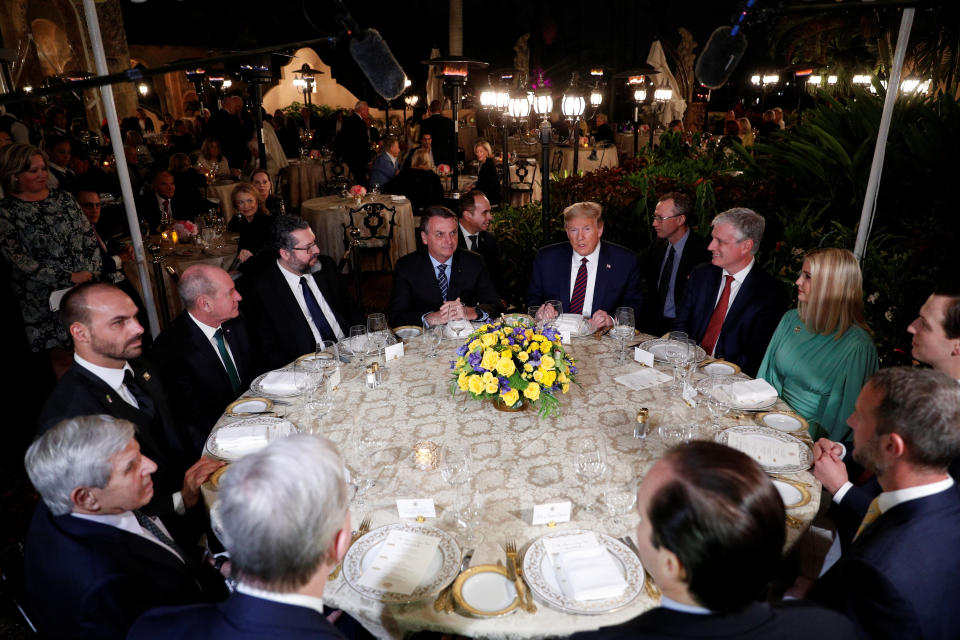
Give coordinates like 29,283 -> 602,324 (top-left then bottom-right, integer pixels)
203,329 -> 820,639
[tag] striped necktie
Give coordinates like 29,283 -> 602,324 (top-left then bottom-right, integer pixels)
569,257 -> 588,314
437,263 -> 449,302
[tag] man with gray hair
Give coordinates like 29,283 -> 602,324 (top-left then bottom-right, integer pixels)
153,264 -> 257,441
24,415 -> 226,639
673,207 -> 785,376
129,434 -> 353,638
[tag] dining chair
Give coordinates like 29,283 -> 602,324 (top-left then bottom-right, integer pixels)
339,202 -> 398,275
322,157 -> 351,196
508,158 -> 538,207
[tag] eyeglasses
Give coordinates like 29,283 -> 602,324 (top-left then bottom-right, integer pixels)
290,242 -> 318,251
652,214 -> 683,223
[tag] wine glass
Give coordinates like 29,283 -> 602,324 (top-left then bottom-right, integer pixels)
293,360 -> 319,397
351,423 -> 386,509
366,313 -> 389,363
612,307 -> 635,364
542,299 -> 563,329
306,340 -> 339,417
574,436 -> 607,515
603,480 -> 638,535
698,376 -> 732,434
440,443 -> 473,525
447,301 -> 470,337
422,319 -> 443,357
663,331 -> 690,392
348,325 -> 370,369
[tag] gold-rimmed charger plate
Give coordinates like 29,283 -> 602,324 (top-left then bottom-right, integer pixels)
756,411 -> 809,433
452,564 -> 519,617
770,475 -> 812,509
392,325 -> 423,341
225,397 -> 274,416
296,351 -> 337,364
700,359 -> 741,376
207,463 -> 230,489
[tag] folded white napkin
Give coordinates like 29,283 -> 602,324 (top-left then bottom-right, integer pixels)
614,368 -> 672,391
555,313 -> 585,335
729,378 -> 778,405
552,545 -> 627,601
259,370 -> 298,395
212,425 -> 270,458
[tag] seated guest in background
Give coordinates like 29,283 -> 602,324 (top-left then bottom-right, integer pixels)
737,117 -> 755,146
401,132 -> 434,170
382,148 -> 443,214
194,137 -> 232,179
43,134 -> 75,192
571,441 -> 855,640
592,113 -> 615,144
473,139 -> 501,206
456,189 -> 504,299
809,368 -> 960,640
125,130 -> 154,167
39,282 -> 223,521
390,205 -> 501,327
24,415 -> 227,640
226,182 -> 273,268
137,170 -> 194,232
758,248 -> 877,442
644,192 -> 711,335
368,135 -> 400,191
907,281 -> 960,380
241,216 -> 363,370
129,434 -> 355,639
527,201 -> 643,331
167,152 -> 207,210
153,265 -> 256,439
250,167 -> 285,216
757,109 -> 778,138
673,208 -> 785,377
69,148 -> 114,195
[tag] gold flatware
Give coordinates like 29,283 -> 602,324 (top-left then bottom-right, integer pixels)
505,540 -> 535,613
434,547 -> 474,612
785,513 -> 804,529
513,554 -> 537,613
329,515 -> 371,580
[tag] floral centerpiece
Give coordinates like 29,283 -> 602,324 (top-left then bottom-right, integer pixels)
173,220 -> 198,241
348,184 -> 366,205
450,320 -> 577,418
436,164 -> 452,176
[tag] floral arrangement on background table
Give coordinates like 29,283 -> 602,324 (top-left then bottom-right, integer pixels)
348,184 -> 367,205
173,220 -> 198,240
450,320 -> 577,417
436,164 -> 452,176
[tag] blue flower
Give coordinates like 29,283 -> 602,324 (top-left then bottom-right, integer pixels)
456,344 -> 468,357
468,352 -> 482,367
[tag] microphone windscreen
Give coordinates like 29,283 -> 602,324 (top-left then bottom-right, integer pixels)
349,29 -> 407,101
695,26 -> 748,90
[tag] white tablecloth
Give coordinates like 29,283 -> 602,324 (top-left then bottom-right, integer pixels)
300,195 -> 415,268
287,158 -> 355,208
205,181 -> 240,222
553,146 -> 619,175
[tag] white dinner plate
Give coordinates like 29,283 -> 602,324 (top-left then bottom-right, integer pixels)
756,411 -> 809,432
715,425 -> 814,473
638,339 -> 707,365
250,368 -> 300,398
343,523 -> 460,604
393,325 -> 423,340
771,478 -> 812,509
698,378 -> 778,411
452,564 -> 519,617
521,529 -> 644,615
204,417 -> 297,461
224,397 -> 273,416
700,360 -> 741,376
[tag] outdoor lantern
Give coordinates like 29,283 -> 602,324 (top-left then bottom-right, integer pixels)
751,75 -> 761,85
293,63 -> 322,104
590,87 -> 603,107
633,87 -> 647,103
495,86 -> 510,111
404,94 -> 419,108
762,74 -> 779,85
561,93 -> 585,119
852,74 -> 872,85
827,75 -> 838,85
508,91 -> 531,119
222,79 -> 232,89
137,83 -> 148,97
479,77 -> 497,108
808,75 -> 823,86
654,88 -> 673,102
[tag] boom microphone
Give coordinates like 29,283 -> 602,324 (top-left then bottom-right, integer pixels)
349,29 -> 407,101
695,26 -> 748,90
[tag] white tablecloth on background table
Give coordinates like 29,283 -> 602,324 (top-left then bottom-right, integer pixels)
205,181 -> 240,222
286,158 -> 355,208
553,146 -> 619,175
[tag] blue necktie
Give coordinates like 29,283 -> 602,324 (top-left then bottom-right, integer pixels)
437,263 -> 449,302
299,276 -> 336,341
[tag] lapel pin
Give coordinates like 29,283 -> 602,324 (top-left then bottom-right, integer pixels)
142,372 -> 152,381
106,393 -> 113,404
605,263 -> 612,269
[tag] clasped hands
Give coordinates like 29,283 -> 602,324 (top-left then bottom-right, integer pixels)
425,298 -> 476,326
535,304 -> 613,330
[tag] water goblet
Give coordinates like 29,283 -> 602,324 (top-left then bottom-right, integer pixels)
603,480 -> 638,536
612,307 -> 635,364
573,436 -> 608,515
664,331 -> 690,392
440,443 -> 473,524
348,325 -> 370,369
422,319 -> 443,357
542,299 -> 563,329
366,313 -> 389,363
698,376 -> 732,434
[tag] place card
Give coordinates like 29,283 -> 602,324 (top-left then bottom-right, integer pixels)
327,367 -> 341,391
727,433 -> 803,466
542,532 -> 600,556
560,330 -> 572,344
384,341 -> 404,363
634,347 -> 655,367
614,368 -> 672,391
532,501 -> 572,525
357,528 -> 440,594
396,498 -> 436,519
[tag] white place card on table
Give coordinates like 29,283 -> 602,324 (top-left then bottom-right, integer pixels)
384,341 -> 404,363
727,433 -> 803,467
614,368 -> 672,391
396,498 -> 436,519
327,367 -> 341,391
542,532 -> 601,556
357,528 -> 440,594
634,347 -> 655,367
560,330 -> 572,345
531,501 -> 572,525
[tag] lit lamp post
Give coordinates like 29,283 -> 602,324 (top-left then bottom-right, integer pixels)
505,86 -> 531,205
422,56 -> 489,193
650,88 -> 673,147
750,72 -> 779,109
561,79 -> 586,175
530,78 -> 554,238
628,76 -> 647,156
403,92 -> 419,144
206,75 -> 232,110
293,63 -> 322,106
184,67 -> 207,112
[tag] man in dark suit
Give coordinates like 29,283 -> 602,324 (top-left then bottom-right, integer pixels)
153,264 -> 257,443
808,368 -> 960,640
673,207 -> 784,376
527,201 -> 644,331
38,282 -> 223,523
457,189 -> 503,293
136,170 -> 196,232
419,100 -> 456,168
401,132 -> 434,171
241,215 -> 363,370
368,135 -> 400,190
24,415 -> 227,639
571,441 -> 855,640
206,95 -> 251,173
390,206 -> 501,327
335,101 -> 374,187
644,192 -> 711,335
129,434 -> 355,639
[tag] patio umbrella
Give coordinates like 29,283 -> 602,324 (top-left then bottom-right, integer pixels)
426,47 -> 444,106
646,40 -> 686,125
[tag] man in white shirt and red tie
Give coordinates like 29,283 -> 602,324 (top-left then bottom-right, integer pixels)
672,207 -> 784,376
137,170 -> 194,232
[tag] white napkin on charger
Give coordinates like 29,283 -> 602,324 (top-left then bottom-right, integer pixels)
615,368 -> 672,391
259,370 -> 298,395
551,545 -> 627,601
212,425 -> 271,458
728,378 -> 778,405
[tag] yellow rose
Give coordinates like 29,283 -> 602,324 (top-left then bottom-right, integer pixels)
457,372 -> 469,390
496,356 -> 516,377
501,388 -> 520,407
523,382 -> 541,401
524,329 -> 534,339
481,333 -> 498,347
524,363 -> 533,372
533,369 -> 543,382
540,343 -> 553,356
558,371 -> 568,383
511,344 -> 521,352
482,371 -> 494,383
480,348 -> 500,371
540,355 -> 556,370
485,380 -> 499,394
561,382 -> 570,394
455,357 -> 466,368
468,375 -> 484,395
541,370 -> 557,387
517,350 -> 529,362
469,339 -> 482,352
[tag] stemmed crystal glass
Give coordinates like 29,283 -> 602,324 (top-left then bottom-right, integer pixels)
440,443 -> 473,526
348,325 -> 370,369
351,422 -> 386,510
422,319 -> 442,357
698,375 -> 732,434
366,313 -> 389,364
542,299 -> 563,329
305,340 -> 339,419
612,307 -> 635,364
574,436 -> 608,515
447,301 -> 471,337
663,331 -> 690,392
603,479 -> 638,536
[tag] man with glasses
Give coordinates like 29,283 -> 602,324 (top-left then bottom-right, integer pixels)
644,192 -> 710,335
240,216 -> 363,370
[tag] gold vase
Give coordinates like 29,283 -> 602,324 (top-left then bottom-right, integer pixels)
492,396 -> 528,412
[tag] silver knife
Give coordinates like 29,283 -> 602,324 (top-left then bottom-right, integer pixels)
459,548 -> 475,574
621,535 -> 642,559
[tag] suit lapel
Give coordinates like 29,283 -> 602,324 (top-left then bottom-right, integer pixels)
592,242 -> 615,312
184,316 -> 232,391
418,251 -> 444,303
721,265 -> 758,332
269,264 -> 314,341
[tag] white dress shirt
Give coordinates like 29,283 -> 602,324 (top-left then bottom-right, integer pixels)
568,243 -> 602,317
236,583 -> 325,616
660,594 -> 712,615
74,354 -> 138,408
459,223 -> 479,251
276,261 -> 345,341
713,258 -> 755,310
188,312 -> 236,372
71,511 -> 183,562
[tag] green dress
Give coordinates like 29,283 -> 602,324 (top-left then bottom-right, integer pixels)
756,309 -> 877,442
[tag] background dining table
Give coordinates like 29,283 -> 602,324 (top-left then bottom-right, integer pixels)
202,330 -> 820,639
205,180 -> 240,222
286,157 -> 355,208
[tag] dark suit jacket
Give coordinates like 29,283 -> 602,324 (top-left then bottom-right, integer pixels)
569,601 -> 856,640
24,502 -> 225,640
368,152 -> 398,190
419,113 -> 456,167
335,113 -> 371,184
135,192 -> 195,232
810,486 -> 960,640
389,248 -> 501,327
38,360 -> 193,517
458,226 -> 503,292
476,157 -> 502,205
673,262 -> 785,377
382,168 -> 443,214
128,592 -> 346,640
527,241 -> 644,318
644,231 -> 711,335
152,313 -> 258,446
240,259 -> 364,371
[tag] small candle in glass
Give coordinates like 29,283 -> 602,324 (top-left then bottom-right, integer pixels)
413,440 -> 438,470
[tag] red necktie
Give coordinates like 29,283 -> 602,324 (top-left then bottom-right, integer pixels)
569,257 -> 589,314
700,275 -> 733,356
163,199 -> 171,217
93,228 -> 107,252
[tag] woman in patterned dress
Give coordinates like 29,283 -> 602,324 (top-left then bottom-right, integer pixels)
0,143 -> 100,376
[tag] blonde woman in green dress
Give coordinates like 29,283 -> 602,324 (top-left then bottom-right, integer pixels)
757,248 -> 878,442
